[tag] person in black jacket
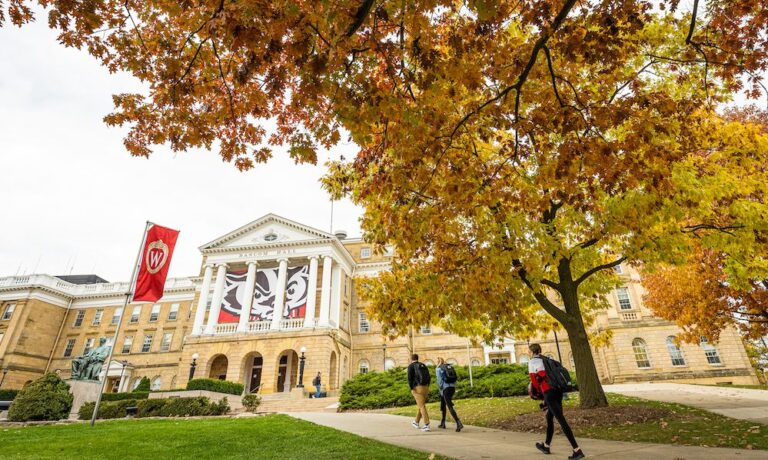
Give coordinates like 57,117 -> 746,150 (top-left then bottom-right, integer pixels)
406,354 -> 431,432
312,372 -> 321,398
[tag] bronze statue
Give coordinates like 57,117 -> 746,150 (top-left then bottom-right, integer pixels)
71,337 -> 111,380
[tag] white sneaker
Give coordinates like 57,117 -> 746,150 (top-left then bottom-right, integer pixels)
411,421 -> 420,429
422,424 -> 430,432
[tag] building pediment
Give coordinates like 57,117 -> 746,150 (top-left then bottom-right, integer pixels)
199,214 -> 334,252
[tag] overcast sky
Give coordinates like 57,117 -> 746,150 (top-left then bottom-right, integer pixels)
0,17 -> 362,282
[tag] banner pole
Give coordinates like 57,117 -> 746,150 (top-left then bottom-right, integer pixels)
90,221 -> 151,427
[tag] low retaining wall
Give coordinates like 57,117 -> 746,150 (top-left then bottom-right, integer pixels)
149,390 -> 242,412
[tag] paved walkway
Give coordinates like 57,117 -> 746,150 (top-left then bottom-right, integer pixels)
290,412 -> 766,459
604,383 -> 768,424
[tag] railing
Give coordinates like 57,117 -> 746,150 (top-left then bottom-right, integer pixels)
248,321 -> 272,332
215,323 -> 238,334
621,311 -> 639,321
0,274 -> 193,297
280,318 -> 304,330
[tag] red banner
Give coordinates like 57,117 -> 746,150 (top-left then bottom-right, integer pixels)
133,224 -> 180,302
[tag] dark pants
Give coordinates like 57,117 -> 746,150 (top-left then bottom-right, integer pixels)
544,390 -> 579,449
440,387 -> 460,424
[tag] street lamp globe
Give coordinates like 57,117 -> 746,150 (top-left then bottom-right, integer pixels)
300,346 -> 306,354
191,353 -> 199,360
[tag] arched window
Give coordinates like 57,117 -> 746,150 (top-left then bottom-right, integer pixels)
170,375 -> 177,390
700,337 -> 722,365
632,338 -> 651,368
424,359 -> 435,367
518,354 -> 530,364
470,358 -> 482,367
132,377 -> 142,390
446,358 -> 458,365
359,359 -> 370,374
384,358 -> 396,371
151,376 -> 162,391
666,336 -> 686,366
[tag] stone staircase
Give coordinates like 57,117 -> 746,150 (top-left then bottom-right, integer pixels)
256,396 -> 340,413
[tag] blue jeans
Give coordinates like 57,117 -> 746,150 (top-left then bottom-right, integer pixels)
315,385 -> 321,398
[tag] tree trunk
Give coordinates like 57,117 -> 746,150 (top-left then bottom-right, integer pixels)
559,272 -> 608,408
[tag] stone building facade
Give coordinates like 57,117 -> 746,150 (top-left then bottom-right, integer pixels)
0,214 -> 758,393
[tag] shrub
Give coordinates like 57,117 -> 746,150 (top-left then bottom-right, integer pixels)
242,394 -> 262,412
0,389 -> 20,401
339,364 -> 531,410
133,377 -> 151,392
78,397 -> 229,420
8,373 -> 73,421
186,378 -> 244,395
102,392 -> 149,402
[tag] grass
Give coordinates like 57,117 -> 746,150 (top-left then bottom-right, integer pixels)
386,394 -> 768,450
0,415 -> 447,460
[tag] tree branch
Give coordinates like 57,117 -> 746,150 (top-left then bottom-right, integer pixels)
515,260 -> 569,325
345,0 -> 375,37
574,256 -> 626,286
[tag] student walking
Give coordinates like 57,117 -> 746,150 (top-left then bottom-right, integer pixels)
436,358 -> 463,432
312,372 -> 322,398
528,343 -> 585,459
406,353 -> 431,432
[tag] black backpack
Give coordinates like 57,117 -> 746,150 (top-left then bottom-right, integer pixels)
415,362 -> 431,386
443,364 -> 458,384
542,357 -> 573,393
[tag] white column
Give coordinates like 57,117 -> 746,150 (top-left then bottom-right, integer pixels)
192,264 -> 214,335
317,256 -> 333,327
270,258 -> 289,330
205,264 -> 228,334
237,261 -> 258,333
303,256 -> 319,328
330,265 -> 343,327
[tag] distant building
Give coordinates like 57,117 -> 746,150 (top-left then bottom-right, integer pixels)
0,214 -> 758,392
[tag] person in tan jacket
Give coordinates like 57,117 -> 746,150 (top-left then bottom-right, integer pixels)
406,353 -> 431,432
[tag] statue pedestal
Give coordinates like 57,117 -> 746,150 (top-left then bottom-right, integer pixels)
67,379 -> 102,420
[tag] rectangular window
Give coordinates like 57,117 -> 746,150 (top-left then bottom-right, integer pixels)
130,306 -> 141,323
160,332 -> 173,352
63,338 -> 76,357
360,247 -> 371,258
2,303 -> 16,320
168,303 -> 179,321
121,336 -> 133,354
149,304 -> 161,322
206,300 -> 212,312
83,337 -> 95,355
141,334 -> 153,353
359,313 -> 370,333
73,310 -> 85,327
111,307 -> 123,325
700,337 -> 722,365
616,288 -> 633,310
420,325 -> 432,335
92,309 -> 104,326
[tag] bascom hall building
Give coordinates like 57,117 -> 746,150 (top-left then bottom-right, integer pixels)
0,214 -> 759,394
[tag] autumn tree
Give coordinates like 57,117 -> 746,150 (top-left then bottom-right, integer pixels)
3,1 -> 768,407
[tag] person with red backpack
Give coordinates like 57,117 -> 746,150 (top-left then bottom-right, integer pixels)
436,357 -> 463,432
406,353 -> 431,432
528,343 -> 585,459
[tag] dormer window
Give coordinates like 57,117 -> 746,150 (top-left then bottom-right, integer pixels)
264,232 -> 278,242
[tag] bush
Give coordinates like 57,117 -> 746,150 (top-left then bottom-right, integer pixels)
339,364 -> 531,410
133,377 -> 151,392
186,378 -> 244,396
102,392 -> 149,402
0,389 -> 20,401
242,394 -> 262,412
8,373 -> 73,421
78,397 -> 229,420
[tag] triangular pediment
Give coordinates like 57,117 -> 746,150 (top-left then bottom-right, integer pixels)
199,214 -> 334,251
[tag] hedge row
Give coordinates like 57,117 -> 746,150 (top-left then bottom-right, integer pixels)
78,396 -> 229,420
8,374 -> 73,422
339,364 -> 531,410
101,392 -> 150,402
0,389 -> 20,401
186,378 -> 244,395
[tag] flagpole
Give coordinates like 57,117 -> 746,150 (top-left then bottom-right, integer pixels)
90,221 -> 152,427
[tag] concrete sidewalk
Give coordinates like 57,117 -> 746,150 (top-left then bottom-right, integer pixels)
291,412 -> 766,460
605,383 -> 768,424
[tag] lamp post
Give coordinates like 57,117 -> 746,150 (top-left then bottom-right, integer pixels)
382,342 -> 388,371
553,328 -> 563,362
297,347 -> 306,388
189,353 -> 199,382
0,367 -> 8,388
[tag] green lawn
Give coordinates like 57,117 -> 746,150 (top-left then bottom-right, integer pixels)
0,415 -> 446,459
386,394 -> 768,450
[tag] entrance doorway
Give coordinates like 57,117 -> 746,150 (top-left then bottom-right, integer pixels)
209,354 -> 228,380
275,350 -> 299,392
248,354 -> 263,393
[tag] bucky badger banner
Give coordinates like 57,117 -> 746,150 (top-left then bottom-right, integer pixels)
218,265 -> 309,323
